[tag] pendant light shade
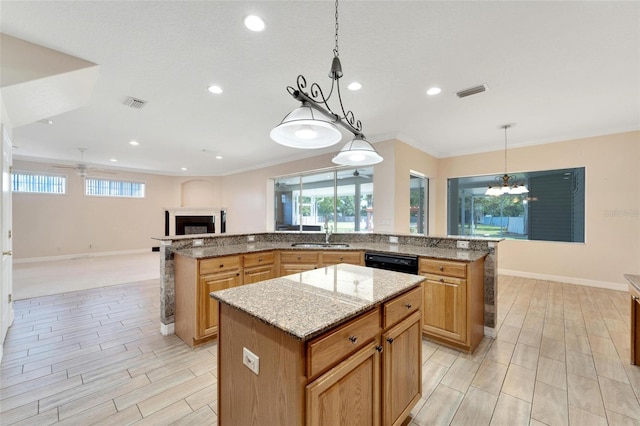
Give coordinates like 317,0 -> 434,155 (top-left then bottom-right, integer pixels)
332,135 -> 383,166
270,102 -> 342,149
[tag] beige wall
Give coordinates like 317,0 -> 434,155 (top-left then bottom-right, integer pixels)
13,131 -> 640,288
12,160 -> 181,259
437,131 -> 640,286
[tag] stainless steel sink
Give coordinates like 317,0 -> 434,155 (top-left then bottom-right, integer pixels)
291,243 -> 350,248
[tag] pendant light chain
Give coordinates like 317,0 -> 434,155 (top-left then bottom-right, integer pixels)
504,125 -> 508,175
334,0 -> 339,57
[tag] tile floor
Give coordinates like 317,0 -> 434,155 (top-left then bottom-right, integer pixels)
1,275 -> 639,425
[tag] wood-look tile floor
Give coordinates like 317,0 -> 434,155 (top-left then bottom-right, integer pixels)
1,276 -> 639,425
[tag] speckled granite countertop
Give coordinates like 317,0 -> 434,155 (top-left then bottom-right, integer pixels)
177,242 -> 487,262
625,274 -> 640,293
210,263 -> 425,341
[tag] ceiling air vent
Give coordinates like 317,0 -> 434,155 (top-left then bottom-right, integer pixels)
456,84 -> 488,99
124,97 -> 147,109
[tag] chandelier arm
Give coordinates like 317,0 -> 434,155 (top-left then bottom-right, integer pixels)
335,79 -> 363,133
289,87 -> 365,138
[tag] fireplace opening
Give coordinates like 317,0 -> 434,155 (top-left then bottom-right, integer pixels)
175,215 -> 215,235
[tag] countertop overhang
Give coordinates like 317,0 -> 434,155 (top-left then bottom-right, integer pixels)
210,263 -> 425,341
176,241 -> 488,263
625,274 -> 640,293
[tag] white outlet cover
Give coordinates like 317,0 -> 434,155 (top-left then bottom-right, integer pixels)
193,239 -> 204,246
247,235 -> 256,242
457,240 -> 470,249
389,236 -> 399,244
243,347 -> 259,375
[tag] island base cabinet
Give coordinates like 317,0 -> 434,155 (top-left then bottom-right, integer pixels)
422,276 -> 467,344
306,343 -> 381,426
382,311 -> 422,426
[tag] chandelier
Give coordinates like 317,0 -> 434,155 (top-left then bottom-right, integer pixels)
485,124 -> 529,196
270,0 -> 383,166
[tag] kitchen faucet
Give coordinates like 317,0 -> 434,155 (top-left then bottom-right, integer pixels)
324,217 -> 332,243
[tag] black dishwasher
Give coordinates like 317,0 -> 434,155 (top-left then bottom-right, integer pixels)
364,252 -> 419,275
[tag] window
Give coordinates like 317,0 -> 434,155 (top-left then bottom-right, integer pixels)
85,178 -> 145,198
410,173 -> 428,234
447,167 -> 585,242
12,171 -> 66,194
274,167 -> 374,232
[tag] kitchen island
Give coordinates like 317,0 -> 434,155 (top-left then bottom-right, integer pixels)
211,263 -> 425,426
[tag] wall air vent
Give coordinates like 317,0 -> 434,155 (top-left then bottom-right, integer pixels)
124,97 -> 147,109
456,84 -> 488,98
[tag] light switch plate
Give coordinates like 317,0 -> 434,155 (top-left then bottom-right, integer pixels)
193,239 -> 204,247
389,236 -> 399,244
247,235 -> 256,243
457,240 -> 470,249
243,347 -> 259,375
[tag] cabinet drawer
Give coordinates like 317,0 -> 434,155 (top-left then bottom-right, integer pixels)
421,273 -> 465,286
321,251 -> 362,266
199,256 -> 241,275
419,258 -> 467,278
383,286 -> 422,328
307,307 -> 381,379
243,251 -> 274,268
280,251 -> 319,264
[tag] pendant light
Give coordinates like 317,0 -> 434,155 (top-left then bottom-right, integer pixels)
271,0 -> 383,166
485,124 -> 529,196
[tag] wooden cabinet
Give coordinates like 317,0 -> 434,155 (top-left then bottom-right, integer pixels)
218,285 -> 423,426
382,310 -> 422,426
174,254 -> 241,346
631,283 -> 640,365
243,251 -> 276,285
320,250 -> 363,266
306,342 -> 381,426
419,257 -> 485,354
279,251 -> 319,276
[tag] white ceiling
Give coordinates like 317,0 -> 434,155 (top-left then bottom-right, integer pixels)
2,1 -> 639,176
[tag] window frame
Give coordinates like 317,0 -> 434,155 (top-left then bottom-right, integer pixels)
84,177 -> 146,198
11,170 -> 68,195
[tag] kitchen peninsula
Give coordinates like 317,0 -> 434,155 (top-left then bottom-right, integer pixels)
211,264 -> 425,425
154,232 -> 500,341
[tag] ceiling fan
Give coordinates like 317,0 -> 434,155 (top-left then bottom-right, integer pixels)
52,148 -> 116,177
353,169 -> 371,179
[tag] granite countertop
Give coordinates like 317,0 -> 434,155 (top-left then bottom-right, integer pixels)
210,263 -> 425,341
176,242 -> 487,262
625,274 -> 640,293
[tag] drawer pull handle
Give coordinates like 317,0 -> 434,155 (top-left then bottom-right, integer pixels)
376,345 -> 383,353
297,256 -> 301,260
439,266 -> 444,271
405,303 -> 412,309
258,257 -> 262,262
634,296 -> 639,301
439,278 -> 445,283
387,337 -> 394,344
219,264 -> 224,268
339,257 -> 344,261
348,336 -> 358,344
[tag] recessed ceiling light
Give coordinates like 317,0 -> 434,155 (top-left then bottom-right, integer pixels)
244,15 -> 265,32
109,158 -> 118,162
181,167 -> 188,171
426,87 -> 442,96
208,85 -> 223,94
129,140 -> 139,146
347,82 -> 362,91
215,155 -> 223,160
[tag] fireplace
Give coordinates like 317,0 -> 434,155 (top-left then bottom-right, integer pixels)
175,215 -> 215,235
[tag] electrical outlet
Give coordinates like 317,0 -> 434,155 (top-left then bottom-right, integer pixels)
193,239 -> 204,247
247,235 -> 256,243
389,236 -> 399,244
457,240 -> 470,249
243,347 -> 259,375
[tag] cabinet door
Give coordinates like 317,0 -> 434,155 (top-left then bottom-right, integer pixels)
632,290 -> 640,365
422,277 -> 467,344
382,311 -> 422,426
306,342 -> 381,426
243,264 -> 276,285
199,270 -> 241,338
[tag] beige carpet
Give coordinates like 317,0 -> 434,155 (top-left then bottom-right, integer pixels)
12,252 -> 160,300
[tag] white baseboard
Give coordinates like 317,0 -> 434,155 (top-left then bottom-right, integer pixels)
160,322 -> 175,336
499,269 -> 629,292
13,248 -> 155,264
484,326 -> 496,339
